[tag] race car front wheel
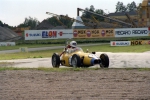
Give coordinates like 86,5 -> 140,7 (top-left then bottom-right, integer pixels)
52,53 -> 60,68
71,54 -> 81,68
100,53 -> 109,68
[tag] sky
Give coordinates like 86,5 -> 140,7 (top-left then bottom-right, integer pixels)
0,0 -> 142,26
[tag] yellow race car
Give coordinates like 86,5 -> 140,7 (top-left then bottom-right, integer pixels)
51,47 -> 109,68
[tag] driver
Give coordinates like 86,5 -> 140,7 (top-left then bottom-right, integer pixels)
60,41 -> 79,56
66,41 -> 80,66
66,41 -> 80,53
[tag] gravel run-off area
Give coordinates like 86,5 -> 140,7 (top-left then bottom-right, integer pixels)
0,69 -> 150,100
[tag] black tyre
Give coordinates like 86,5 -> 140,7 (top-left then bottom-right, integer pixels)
52,53 -> 60,68
100,53 -> 109,68
71,54 -> 81,68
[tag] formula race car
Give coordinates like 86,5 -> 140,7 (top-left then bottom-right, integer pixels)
51,47 -> 109,68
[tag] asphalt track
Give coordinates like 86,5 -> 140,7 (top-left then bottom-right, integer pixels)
0,43 -> 108,54
0,52 -> 150,68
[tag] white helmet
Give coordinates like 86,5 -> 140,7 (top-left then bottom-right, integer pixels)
70,41 -> 77,47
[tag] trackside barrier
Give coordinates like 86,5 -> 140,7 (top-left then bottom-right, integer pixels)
110,40 -> 150,46
19,47 -> 28,52
24,28 -> 150,40
148,27 -> 150,36
0,42 -> 16,46
130,40 -> 150,45
73,29 -> 115,38
115,28 -> 149,37
110,41 -> 131,46
25,29 -> 73,40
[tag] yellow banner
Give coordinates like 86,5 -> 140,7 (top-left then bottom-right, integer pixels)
73,29 -> 86,38
73,29 -> 115,38
131,40 -> 150,45
99,29 -> 115,38
87,29 -> 100,38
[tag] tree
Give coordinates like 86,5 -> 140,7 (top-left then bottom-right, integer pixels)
115,1 -> 127,12
89,5 -> 95,12
126,1 -> 137,12
0,20 -> 4,27
82,7 -> 91,19
82,5 -> 96,19
116,1 -> 121,12
94,9 -> 105,21
95,9 -> 104,15
0,21 -> 13,28
18,16 -> 40,29
81,5 -> 105,22
46,14 -> 73,28
47,16 -> 60,26
116,1 -> 137,12
59,14 -> 73,28
130,1 -> 137,11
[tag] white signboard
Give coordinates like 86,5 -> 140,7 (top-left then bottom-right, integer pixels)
0,42 -> 16,46
115,28 -> 148,37
19,47 -> 28,52
110,41 -> 131,46
25,29 -> 73,40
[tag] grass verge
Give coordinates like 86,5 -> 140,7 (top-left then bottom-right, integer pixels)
0,44 -> 64,51
0,44 -> 150,60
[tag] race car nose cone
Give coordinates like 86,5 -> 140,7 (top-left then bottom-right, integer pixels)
91,58 -> 101,66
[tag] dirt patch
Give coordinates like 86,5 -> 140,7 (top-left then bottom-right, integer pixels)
0,69 -> 150,100
0,62 -> 15,67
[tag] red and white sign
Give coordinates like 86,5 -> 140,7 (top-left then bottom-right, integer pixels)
148,41 -> 150,44
148,27 -> 150,36
58,31 -> 63,36
101,30 -> 105,37
73,30 -> 78,37
87,30 -> 91,37
110,41 -> 131,46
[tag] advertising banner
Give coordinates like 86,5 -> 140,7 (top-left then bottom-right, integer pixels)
99,29 -> 115,38
25,29 -> 73,40
130,40 -> 150,45
110,41 -> 131,46
111,40 -> 150,46
0,42 -> 16,46
73,29 -> 87,38
115,28 -> 149,37
73,29 -> 115,38
148,27 -> 150,36
88,29 -> 100,38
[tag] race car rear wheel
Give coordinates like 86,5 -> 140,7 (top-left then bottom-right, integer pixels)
52,53 -> 60,68
100,53 -> 109,68
71,54 -> 81,68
